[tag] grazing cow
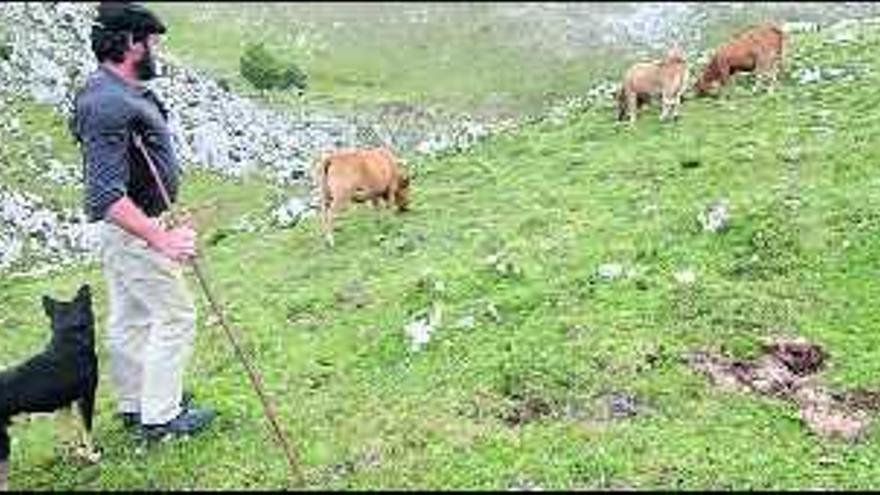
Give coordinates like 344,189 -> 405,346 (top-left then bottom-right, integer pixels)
617,47 -> 689,123
694,23 -> 785,96
313,147 -> 411,247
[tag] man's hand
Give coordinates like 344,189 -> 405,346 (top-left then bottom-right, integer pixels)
107,196 -> 198,263
151,224 -> 197,263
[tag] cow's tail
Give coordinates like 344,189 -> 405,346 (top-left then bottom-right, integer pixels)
312,153 -> 332,213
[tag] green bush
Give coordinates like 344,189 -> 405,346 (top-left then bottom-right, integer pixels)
239,42 -> 307,92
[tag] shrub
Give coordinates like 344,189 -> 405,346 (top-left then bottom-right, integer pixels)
239,42 -> 307,92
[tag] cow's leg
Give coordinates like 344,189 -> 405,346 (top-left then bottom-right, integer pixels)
325,194 -> 351,248
664,94 -> 682,121
370,195 -> 385,228
323,204 -> 335,248
768,53 -> 782,92
319,191 -> 334,247
323,209 -> 335,247
719,62 -> 732,96
627,91 -> 638,125
755,51 -> 777,93
671,87 -> 683,120
660,88 -> 674,122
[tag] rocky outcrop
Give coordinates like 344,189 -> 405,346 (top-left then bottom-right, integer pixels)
0,185 -> 99,275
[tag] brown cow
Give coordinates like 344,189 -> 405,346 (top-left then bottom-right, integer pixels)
694,23 -> 785,96
617,47 -> 689,123
312,147 -> 411,247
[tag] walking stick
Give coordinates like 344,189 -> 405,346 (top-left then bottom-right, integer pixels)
131,133 -> 303,487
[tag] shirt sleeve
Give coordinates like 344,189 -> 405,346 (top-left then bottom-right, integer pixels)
78,97 -> 132,221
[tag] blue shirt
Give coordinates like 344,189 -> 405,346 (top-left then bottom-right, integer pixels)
72,66 -> 180,222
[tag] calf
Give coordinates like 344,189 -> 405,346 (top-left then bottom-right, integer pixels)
617,47 -> 689,123
694,23 -> 785,96
313,147 -> 411,247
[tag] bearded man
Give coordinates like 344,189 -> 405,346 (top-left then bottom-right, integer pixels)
71,2 -> 215,441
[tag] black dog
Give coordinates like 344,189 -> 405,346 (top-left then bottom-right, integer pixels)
0,285 -> 100,491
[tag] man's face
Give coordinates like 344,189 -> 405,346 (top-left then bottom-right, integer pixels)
131,33 -> 160,81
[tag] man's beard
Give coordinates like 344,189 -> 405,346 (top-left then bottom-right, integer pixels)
135,46 -> 158,81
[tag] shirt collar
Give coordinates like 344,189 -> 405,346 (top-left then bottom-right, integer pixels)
97,64 -> 149,96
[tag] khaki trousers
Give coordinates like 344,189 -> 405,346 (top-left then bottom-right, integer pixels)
100,221 -> 197,425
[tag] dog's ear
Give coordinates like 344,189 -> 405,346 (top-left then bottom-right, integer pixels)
76,284 -> 91,302
42,295 -> 55,316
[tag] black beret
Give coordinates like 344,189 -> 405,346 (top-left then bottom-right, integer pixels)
95,2 -> 167,35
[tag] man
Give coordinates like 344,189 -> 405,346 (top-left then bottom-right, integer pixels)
71,2 -> 215,440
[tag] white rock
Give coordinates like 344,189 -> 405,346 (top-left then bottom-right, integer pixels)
674,269 -> 696,285
404,303 -> 442,351
699,200 -> 730,233
597,263 -> 625,280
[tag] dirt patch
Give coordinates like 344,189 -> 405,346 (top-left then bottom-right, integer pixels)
334,279 -> 371,309
501,394 -> 556,427
496,390 -> 648,428
687,337 -> 880,442
601,391 -> 643,419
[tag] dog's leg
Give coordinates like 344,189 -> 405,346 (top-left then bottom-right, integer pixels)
0,459 -> 8,492
0,420 -> 8,492
75,387 -> 100,464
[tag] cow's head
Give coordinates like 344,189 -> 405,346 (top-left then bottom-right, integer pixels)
694,56 -> 722,96
666,46 -> 686,65
394,160 -> 412,212
395,173 -> 411,212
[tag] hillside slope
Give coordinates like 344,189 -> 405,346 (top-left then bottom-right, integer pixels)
1,19 -> 880,490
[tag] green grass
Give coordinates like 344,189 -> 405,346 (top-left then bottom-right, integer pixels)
3,21 -> 880,490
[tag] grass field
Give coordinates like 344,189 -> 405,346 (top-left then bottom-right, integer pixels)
2,9 -> 880,491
